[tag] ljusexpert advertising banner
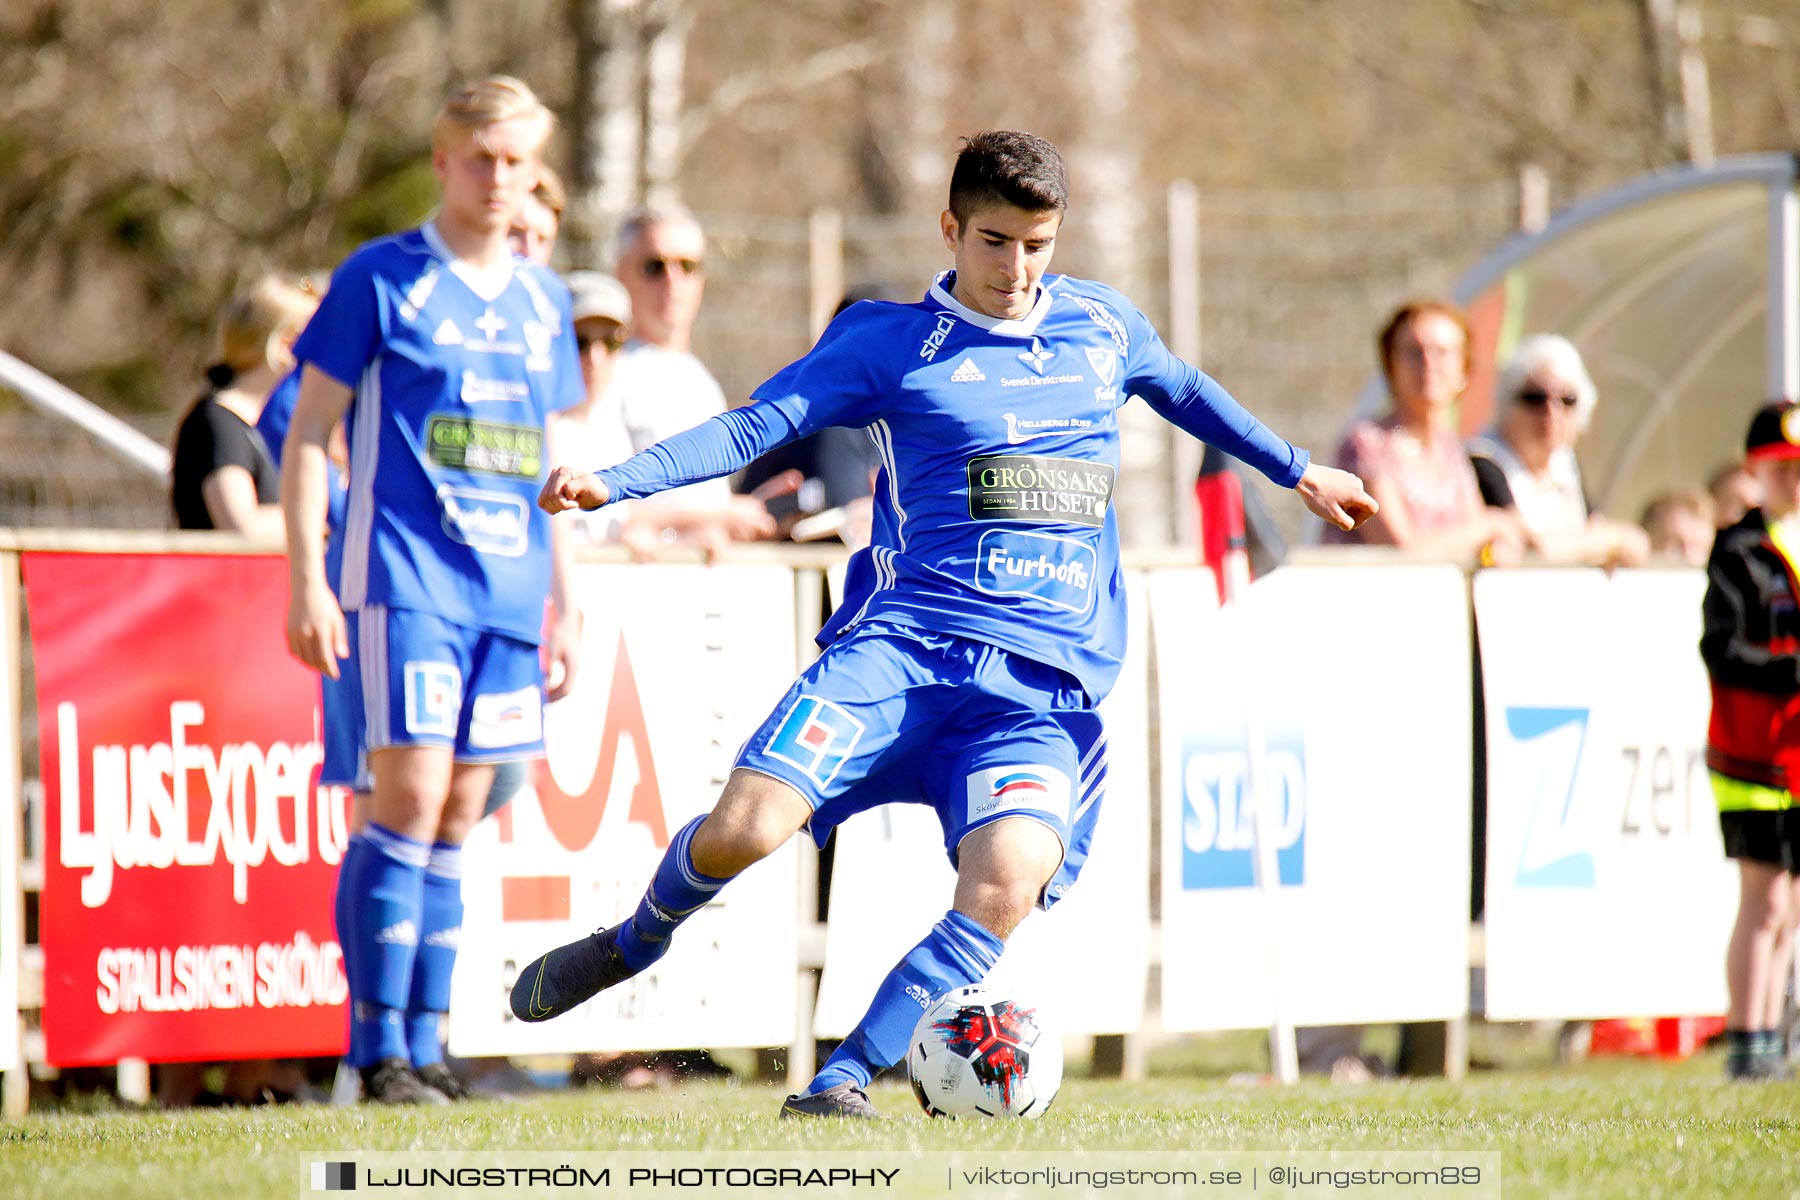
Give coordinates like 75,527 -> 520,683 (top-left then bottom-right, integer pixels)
450,564 -> 802,1055
1476,568 -> 1734,1020
25,553 -> 351,1066
1154,565 -> 1472,1031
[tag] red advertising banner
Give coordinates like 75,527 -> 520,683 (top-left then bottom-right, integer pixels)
24,553 -> 350,1067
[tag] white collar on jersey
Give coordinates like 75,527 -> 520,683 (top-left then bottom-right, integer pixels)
421,219 -> 518,302
928,271 -> 1055,338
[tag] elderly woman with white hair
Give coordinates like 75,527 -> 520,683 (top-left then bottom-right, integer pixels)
1468,334 -> 1649,567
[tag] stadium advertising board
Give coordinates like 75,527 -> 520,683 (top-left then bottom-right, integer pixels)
0,557 -> 21,1072
450,564 -> 801,1054
1476,569 -> 1734,1020
1154,566 -> 1471,1030
812,574 -> 1153,1039
24,553 -> 351,1066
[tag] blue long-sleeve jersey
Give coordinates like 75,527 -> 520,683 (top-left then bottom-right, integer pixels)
597,271 -> 1307,701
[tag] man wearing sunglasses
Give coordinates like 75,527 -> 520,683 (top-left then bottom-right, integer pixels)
602,206 -> 796,551
611,207 -> 726,470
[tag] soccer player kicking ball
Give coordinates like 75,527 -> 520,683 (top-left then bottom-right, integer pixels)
512,130 -> 1375,1117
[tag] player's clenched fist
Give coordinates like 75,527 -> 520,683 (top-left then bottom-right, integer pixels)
1295,462 -> 1379,532
539,465 -> 610,514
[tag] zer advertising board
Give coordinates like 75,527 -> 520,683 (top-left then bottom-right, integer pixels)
813,574 -> 1152,1038
450,565 -> 801,1055
1476,568 -> 1734,1021
1154,566 -> 1471,1031
25,553 -> 352,1066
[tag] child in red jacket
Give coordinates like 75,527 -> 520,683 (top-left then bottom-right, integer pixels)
1702,401 -> 1800,1080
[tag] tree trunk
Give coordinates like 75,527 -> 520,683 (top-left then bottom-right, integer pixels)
567,0 -> 645,262
1067,0 -> 1164,544
640,0 -> 688,209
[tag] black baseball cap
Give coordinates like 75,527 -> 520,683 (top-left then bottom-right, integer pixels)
1745,401 -> 1800,462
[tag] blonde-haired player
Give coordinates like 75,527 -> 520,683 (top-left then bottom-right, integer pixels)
282,76 -> 584,1104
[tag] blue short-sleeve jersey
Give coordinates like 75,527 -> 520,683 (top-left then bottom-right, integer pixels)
293,223 -> 584,643
259,367 -> 350,585
596,270 -> 1308,701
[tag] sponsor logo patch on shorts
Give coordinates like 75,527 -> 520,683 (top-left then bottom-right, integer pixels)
403,660 -> 462,738
764,697 -> 865,789
966,764 -> 1072,825
468,684 -> 544,750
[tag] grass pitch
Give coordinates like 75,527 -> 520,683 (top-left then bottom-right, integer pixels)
2,1049 -> 1794,1200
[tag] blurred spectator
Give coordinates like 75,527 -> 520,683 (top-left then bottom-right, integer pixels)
1701,401 -> 1800,1081
1326,299 -> 1522,562
1640,488 -> 1716,566
162,273 -> 325,1109
736,290 -> 883,542
509,165 -> 564,266
1710,461 -> 1762,530
605,206 -> 795,552
553,270 -> 637,545
170,274 -> 317,536
1468,334 -> 1648,568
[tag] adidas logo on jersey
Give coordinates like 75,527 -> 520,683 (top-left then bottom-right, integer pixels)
950,357 -> 986,383
433,319 -> 464,346
376,919 -> 419,946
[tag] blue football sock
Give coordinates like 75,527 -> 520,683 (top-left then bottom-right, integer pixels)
406,841 -> 463,1069
343,822 -> 429,1067
334,833 -> 368,1067
808,909 -> 1003,1094
616,816 -> 730,972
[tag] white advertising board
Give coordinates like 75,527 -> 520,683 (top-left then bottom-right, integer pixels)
813,574 -> 1153,1038
1476,568 -> 1735,1021
1155,565 -> 1472,1031
450,565 -> 802,1054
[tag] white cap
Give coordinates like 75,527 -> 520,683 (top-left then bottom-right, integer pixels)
566,270 -> 632,326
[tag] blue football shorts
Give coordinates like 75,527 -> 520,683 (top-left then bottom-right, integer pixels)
317,663 -> 369,791
348,604 -> 546,763
735,621 -> 1108,909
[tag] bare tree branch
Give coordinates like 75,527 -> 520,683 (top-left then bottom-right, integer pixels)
677,38 -> 882,158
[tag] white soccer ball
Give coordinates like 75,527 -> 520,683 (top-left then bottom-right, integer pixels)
906,984 -> 1062,1118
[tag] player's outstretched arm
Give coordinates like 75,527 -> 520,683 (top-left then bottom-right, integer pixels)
1295,462 -> 1379,532
539,465 -> 610,514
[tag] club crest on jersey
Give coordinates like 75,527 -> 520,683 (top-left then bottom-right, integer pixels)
950,357 -> 987,383
1085,347 -> 1117,386
765,697 -> 864,788
966,764 -> 1072,823
1017,339 -> 1055,375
